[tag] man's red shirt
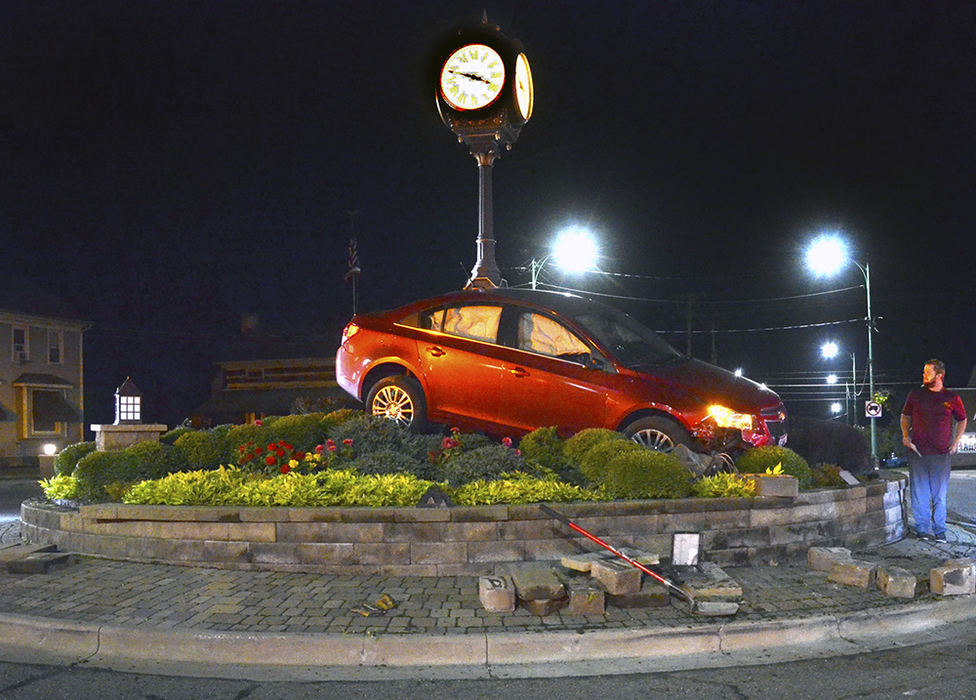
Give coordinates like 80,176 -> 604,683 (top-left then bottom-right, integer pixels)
902,387 -> 967,455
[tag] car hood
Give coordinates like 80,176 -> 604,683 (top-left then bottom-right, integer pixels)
630,357 -> 781,412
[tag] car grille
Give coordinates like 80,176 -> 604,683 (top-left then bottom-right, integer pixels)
761,404 -> 789,440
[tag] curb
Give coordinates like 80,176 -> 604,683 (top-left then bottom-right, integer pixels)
1,596 -> 973,680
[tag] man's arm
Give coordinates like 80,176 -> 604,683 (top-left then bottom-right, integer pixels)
951,416 -> 967,453
901,414 -> 920,455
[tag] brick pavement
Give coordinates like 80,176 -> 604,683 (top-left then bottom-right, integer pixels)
0,520 -> 973,639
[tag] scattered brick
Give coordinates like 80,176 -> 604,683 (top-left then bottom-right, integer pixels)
807,546 -> 852,572
827,558 -> 877,589
590,558 -> 642,595
510,565 -> 565,601
478,575 -> 515,613
930,558 -> 976,596
876,566 -> 916,599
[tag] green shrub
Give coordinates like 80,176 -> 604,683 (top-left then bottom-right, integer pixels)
159,426 -> 194,445
691,472 -> 757,498
451,472 -> 605,505
786,417 -> 871,474
346,449 -> 429,478
268,413 -> 329,451
39,474 -> 80,500
329,414 -> 440,461
322,408 -> 359,431
73,450 -> 138,501
736,446 -> 813,489
519,427 -> 574,477
602,449 -> 693,499
54,441 -> 96,476
811,463 -> 847,489
564,428 -> 627,468
579,439 -> 643,485
174,431 -> 223,471
437,445 -> 526,487
223,423 -> 273,463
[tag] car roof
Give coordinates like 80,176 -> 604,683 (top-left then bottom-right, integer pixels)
408,287 -> 612,318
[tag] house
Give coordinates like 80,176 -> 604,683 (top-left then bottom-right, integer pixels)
190,316 -> 354,426
0,279 -> 91,472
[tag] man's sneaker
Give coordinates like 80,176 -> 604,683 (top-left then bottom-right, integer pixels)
917,533 -> 932,541
934,534 -> 948,543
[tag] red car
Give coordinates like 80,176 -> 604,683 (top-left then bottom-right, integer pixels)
336,289 -> 787,453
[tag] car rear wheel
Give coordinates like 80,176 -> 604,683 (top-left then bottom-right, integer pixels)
366,376 -> 428,432
622,415 -> 693,453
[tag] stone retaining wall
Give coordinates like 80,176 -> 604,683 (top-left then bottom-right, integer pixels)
21,473 -> 906,576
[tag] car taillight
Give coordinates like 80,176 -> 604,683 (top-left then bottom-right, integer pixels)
341,323 -> 360,345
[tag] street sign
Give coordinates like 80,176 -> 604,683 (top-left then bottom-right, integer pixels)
865,400 -> 882,418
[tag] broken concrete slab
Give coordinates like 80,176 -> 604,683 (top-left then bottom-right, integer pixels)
0,543 -> 58,563
930,558 -> 976,596
807,546 -> 852,572
560,549 -> 660,573
478,575 -> 516,613
509,565 -> 565,602
677,561 -> 743,601
876,565 -> 916,599
6,552 -> 74,575
521,596 -> 568,617
827,558 -> 877,589
607,579 -> 670,609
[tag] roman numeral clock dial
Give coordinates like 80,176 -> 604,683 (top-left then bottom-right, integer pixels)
439,44 -> 505,111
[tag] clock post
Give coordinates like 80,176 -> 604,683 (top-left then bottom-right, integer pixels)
434,19 -> 534,289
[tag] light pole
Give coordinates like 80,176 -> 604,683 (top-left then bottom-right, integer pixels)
806,234 -> 878,465
528,227 -> 598,290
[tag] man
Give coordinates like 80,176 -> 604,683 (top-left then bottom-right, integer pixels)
901,359 -> 967,542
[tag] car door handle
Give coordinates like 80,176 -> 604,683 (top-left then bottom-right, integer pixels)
426,346 -> 446,357
509,367 -> 529,378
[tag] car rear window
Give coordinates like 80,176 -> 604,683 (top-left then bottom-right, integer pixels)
402,304 -> 502,344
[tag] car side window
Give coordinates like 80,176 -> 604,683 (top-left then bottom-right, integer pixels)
440,305 -> 502,343
517,312 -> 591,362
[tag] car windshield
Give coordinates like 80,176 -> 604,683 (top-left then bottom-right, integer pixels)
570,307 -> 682,368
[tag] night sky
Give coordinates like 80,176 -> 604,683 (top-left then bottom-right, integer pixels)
4,1 -> 975,427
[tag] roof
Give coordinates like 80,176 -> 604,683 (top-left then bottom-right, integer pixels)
11,373 -> 74,388
0,276 -> 91,324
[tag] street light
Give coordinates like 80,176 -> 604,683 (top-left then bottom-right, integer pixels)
806,233 -> 878,464
820,340 -> 857,427
530,226 -> 598,289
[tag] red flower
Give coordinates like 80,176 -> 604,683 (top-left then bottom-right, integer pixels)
294,451 -> 305,460
267,443 -> 276,451
265,455 -> 276,466
254,420 -> 262,426
342,438 -> 353,447
442,437 -> 454,450
238,445 -> 246,453
501,437 -> 512,447
275,449 -> 286,458
451,427 -> 460,434
514,449 -> 522,457
315,445 -> 325,454
280,464 -> 290,474
328,444 -> 337,452
278,440 -> 287,447
254,446 -> 263,455
326,439 -> 336,447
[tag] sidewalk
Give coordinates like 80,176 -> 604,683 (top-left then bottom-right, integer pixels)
0,515 -> 974,680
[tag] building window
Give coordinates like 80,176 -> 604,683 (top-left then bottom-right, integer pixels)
12,326 -> 27,362
30,390 -> 66,435
48,329 -> 63,364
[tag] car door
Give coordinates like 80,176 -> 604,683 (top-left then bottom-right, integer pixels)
495,308 -> 608,436
412,303 -> 504,429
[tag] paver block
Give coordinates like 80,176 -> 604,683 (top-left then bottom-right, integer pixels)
807,546 -> 852,572
510,565 -> 565,601
522,596 -> 569,616
590,558 -> 642,595
6,552 -> 74,574
479,575 -> 516,613
564,578 -> 606,616
876,565 -> 916,598
827,558 -> 877,588
677,562 -> 743,600
930,558 -> 976,596
560,549 -> 659,572
752,475 -> 799,498
606,579 -> 670,608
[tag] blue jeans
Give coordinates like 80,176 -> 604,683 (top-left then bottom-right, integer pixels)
909,453 -> 951,536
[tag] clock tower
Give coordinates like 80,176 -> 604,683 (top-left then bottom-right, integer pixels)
434,16 -> 534,289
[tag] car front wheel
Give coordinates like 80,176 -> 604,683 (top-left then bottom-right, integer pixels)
365,376 -> 428,432
622,415 -> 693,453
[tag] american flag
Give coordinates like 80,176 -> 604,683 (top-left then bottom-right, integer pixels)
344,237 -> 361,281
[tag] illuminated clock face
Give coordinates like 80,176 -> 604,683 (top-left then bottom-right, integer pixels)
514,52 -> 534,121
440,44 -> 505,111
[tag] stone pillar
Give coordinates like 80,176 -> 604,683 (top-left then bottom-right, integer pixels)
90,424 -> 168,451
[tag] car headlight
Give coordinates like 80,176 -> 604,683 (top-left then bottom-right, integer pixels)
707,405 -> 755,431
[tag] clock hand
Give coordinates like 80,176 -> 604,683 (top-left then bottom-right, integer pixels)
448,69 -> 492,85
